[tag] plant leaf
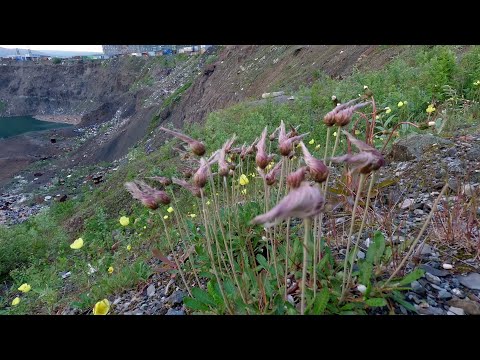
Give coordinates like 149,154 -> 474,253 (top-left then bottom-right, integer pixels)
396,268 -> 425,287
365,298 -> 387,307
312,288 -> 330,315
359,261 -> 373,285
191,287 -> 216,307
256,254 -> 270,272
184,297 -> 210,312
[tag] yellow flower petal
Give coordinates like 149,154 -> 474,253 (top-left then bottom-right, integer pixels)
108,266 -> 114,274
93,299 -> 110,315
241,188 -> 247,195
385,107 -> 392,114
163,215 -> 169,219
397,101 -> 404,108
355,130 -> 361,135
18,283 -> 31,293
315,144 -> 321,150
70,238 -> 84,250
426,105 -> 436,114
206,200 -> 211,205
119,216 -> 129,226
167,207 -> 174,213
309,139 -> 315,145
12,297 -> 20,306
239,174 -> 249,186
127,244 -> 132,251
190,213 -> 197,218
403,100 -> 408,105
333,132 -> 337,137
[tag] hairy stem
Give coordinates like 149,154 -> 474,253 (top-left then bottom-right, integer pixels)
340,173 -> 366,303
301,218 -> 312,315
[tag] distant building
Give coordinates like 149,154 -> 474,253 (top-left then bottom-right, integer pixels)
102,45 -> 213,56
102,45 -> 164,56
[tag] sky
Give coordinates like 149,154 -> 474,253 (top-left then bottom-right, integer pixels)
0,45 -> 103,52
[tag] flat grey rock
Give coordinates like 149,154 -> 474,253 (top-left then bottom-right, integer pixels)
166,308 -> 185,315
420,264 -> 449,277
457,273 -> 480,290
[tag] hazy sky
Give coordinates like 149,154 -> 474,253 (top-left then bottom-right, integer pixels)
0,45 -> 103,52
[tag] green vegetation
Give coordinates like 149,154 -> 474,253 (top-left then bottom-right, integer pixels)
1,45 -> 480,315
52,58 -> 62,65
147,81 -> 193,132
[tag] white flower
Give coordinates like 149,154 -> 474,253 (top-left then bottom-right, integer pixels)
357,284 -> 367,294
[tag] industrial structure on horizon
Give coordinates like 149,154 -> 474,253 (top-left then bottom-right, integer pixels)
102,45 -> 211,56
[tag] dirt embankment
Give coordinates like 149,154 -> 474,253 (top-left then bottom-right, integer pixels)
151,45 -> 410,147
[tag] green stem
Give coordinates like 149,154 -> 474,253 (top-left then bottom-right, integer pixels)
346,172 -> 376,292
340,173 -> 366,304
160,215 -> 192,297
301,218 -> 312,315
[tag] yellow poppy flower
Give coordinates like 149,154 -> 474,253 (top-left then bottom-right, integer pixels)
93,299 -> 110,315
426,104 -> 436,114
239,174 -> 249,186
333,132 -> 337,137
127,244 -> 132,251
70,238 -> 84,250
189,213 -> 197,218
108,266 -> 114,274
119,216 -> 129,226
385,107 -> 392,114
206,200 -> 211,205
163,215 -> 169,220
397,101 -> 404,108
315,144 -> 321,150
355,130 -> 361,135
12,297 -> 20,306
403,101 -> 408,105
241,189 -> 247,195
18,283 -> 31,293
167,207 -> 174,213
309,139 -> 315,145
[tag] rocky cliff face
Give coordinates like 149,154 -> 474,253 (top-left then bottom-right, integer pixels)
0,58 -> 148,124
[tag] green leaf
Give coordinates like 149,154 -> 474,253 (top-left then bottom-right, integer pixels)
312,288 -> 330,315
390,290 -> 418,313
184,297 -> 210,312
365,298 -> 387,307
366,231 -> 385,265
264,278 -> 274,299
223,278 -> 236,297
396,268 -> 425,287
256,254 -> 270,272
359,261 -> 373,285
207,281 -> 223,306
191,287 -> 216,307
382,246 -> 393,263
